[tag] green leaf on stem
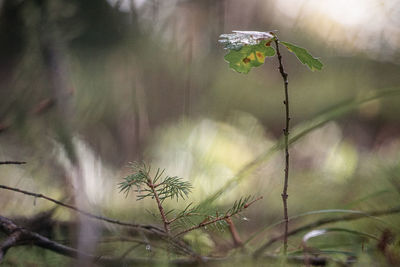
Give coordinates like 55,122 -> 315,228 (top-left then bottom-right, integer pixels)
280,41 -> 323,71
223,40 -> 276,74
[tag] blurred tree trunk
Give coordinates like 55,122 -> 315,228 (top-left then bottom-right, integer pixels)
39,1 -> 100,264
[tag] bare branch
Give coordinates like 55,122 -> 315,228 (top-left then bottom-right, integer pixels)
0,231 -> 23,261
273,34 -> 290,255
0,215 -> 198,265
0,161 -> 26,165
0,184 -> 165,235
0,214 -> 337,266
0,213 -> 353,266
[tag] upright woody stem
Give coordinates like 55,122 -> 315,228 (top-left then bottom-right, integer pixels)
273,36 -> 290,255
147,180 -> 170,234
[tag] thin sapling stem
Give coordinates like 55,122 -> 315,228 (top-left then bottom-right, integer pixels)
273,36 -> 290,255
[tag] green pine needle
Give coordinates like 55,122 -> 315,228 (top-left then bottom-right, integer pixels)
118,162 -> 192,201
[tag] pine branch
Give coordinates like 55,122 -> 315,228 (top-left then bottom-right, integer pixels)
174,196 -> 262,237
118,162 -> 150,197
155,176 -> 192,201
119,164 -> 260,243
168,203 -> 203,226
118,163 -> 192,234
119,163 -> 191,202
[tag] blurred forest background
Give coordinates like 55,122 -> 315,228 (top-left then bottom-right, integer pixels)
1,0 -> 400,265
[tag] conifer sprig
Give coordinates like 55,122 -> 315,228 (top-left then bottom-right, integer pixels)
174,196 -> 263,237
118,162 -> 150,197
119,162 -> 261,237
118,162 -> 192,201
156,176 -> 192,201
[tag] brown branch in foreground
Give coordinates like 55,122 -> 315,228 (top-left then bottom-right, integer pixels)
253,206 -> 400,258
0,161 -> 26,165
174,197 -> 263,237
0,231 -> 23,261
0,214 -> 333,266
0,184 -> 164,235
0,215 -> 201,266
0,184 -> 199,257
273,34 -> 290,255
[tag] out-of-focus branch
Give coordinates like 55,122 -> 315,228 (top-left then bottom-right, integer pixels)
0,215 -> 208,266
0,184 -> 199,257
0,215 -> 135,264
0,231 -> 23,261
0,184 -> 165,235
226,217 -> 243,247
0,161 -> 26,165
253,206 -> 400,257
0,214 -> 337,266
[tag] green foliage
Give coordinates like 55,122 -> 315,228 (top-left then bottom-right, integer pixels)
172,207 -> 228,233
219,31 -> 276,74
118,162 -> 192,201
225,195 -> 253,216
157,175 -> 192,201
119,162 -> 260,236
219,31 -> 323,73
118,163 -> 150,197
223,41 -> 276,74
172,196 -> 255,233
280,41 -> 323,71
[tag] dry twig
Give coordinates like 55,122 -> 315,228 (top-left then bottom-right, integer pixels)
0,215 -> 336,266
0,161 -> 26,165
0,184 -> 164,235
